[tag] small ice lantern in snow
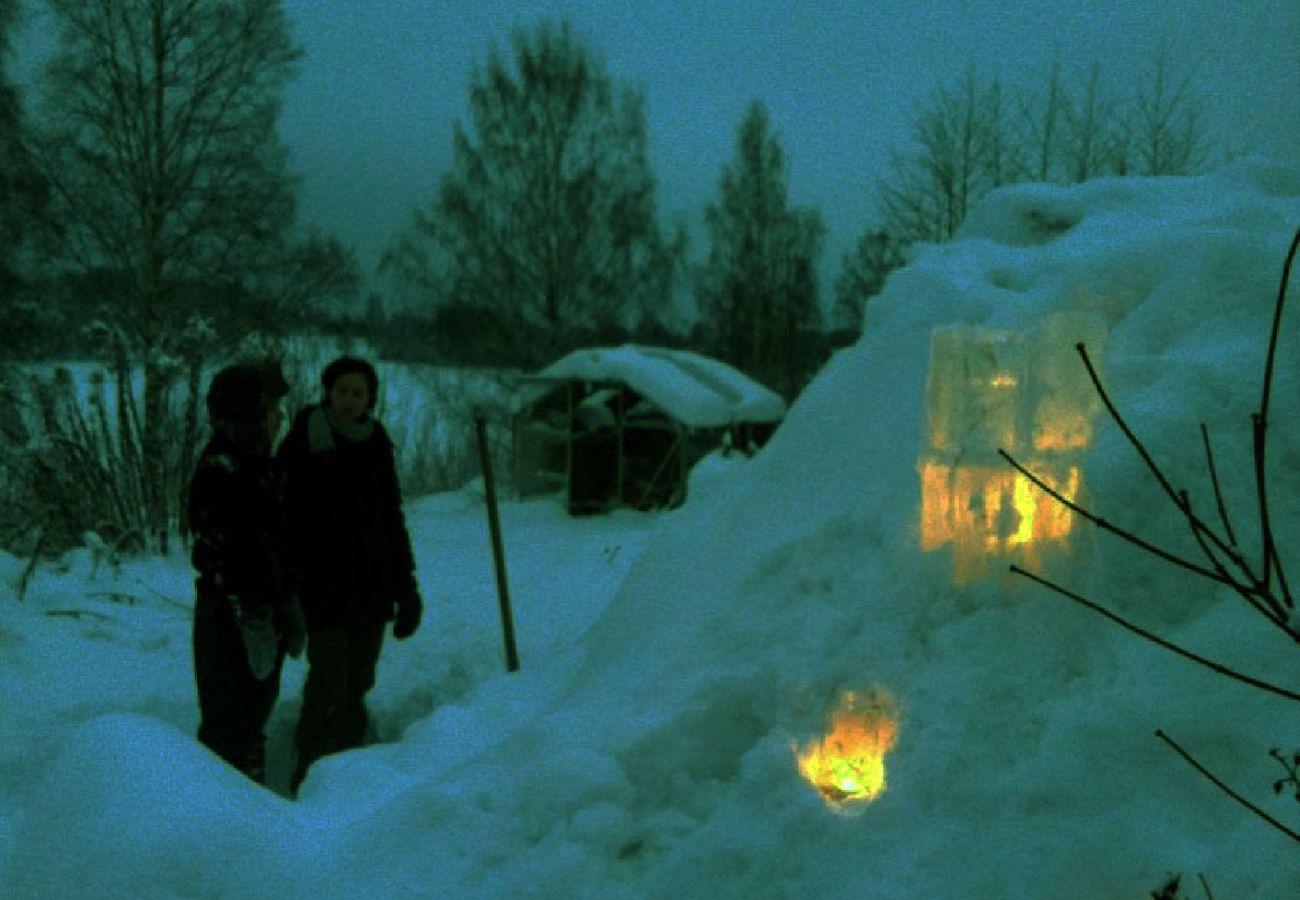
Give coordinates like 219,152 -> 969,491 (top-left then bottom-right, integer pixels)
918,313 -> 1106,584
794,688 -> 899,809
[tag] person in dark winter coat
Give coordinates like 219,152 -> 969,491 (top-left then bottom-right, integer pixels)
277,354 -> 423,793
188,360 -> 306,785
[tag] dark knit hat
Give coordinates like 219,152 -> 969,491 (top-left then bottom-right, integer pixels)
258,359 -> 290,402
321,355 -> 379,407
206,359 -> 289,430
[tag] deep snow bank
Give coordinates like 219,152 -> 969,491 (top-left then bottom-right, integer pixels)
7,157 -> 1300,899
316,158 -> 1300,897
468,158 -> 1300,898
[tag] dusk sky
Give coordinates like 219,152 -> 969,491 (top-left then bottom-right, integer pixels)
12,1 -> 1300,304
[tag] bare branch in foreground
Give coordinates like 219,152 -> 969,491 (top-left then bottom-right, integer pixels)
1009,566 -> 1300,704
1001,450 -> 1287,632
1076,343 -> 1252,575
1156,729 -> 1300,845
1198,423 -> 1237,548
1253,228 -> 1300,606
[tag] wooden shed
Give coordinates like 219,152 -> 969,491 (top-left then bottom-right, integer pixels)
512,345 -> 787,515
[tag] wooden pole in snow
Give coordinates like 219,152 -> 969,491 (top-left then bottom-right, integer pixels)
475,413 -> 520,672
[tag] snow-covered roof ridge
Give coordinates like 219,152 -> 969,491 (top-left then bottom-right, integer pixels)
519,344 -> 786,427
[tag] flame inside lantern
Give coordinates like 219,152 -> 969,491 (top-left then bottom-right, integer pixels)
795,689 -> 899,808
919,316 -> 1103,584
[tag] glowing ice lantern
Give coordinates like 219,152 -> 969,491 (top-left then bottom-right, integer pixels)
795,689 -> 899,809
918,313 -> 1106,584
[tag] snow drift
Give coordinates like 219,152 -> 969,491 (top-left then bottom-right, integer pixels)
4,157 -> 1300,898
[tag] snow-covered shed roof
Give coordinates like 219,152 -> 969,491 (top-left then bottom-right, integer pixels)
516,345 -> 787,428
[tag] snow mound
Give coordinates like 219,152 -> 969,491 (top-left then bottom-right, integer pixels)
463,163 -> 1300,896
6,714 -> 327,899
5,160 -> 1300,898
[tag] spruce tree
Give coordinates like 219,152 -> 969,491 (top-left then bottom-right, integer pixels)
696,100 -> 825,399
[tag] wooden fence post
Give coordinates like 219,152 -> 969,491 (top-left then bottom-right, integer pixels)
475,413 -> 520,672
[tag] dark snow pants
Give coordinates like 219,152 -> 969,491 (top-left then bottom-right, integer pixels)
193,607 -> 285,784
292,619 -> 387,792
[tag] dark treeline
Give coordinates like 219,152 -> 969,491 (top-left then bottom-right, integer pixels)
0,1 -> 1223,555
2,7 -> 1223,375
829,54 -> 1217,338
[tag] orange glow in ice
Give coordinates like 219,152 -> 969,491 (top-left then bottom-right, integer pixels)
795,689 -> 899,808
1032,397 -> 1094,451
919,317 -> 1103,584
919,462 -> 1081,582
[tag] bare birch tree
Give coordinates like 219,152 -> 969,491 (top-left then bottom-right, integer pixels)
30,0 -> 306,551
1017,56 -> 1066,182
384,19 -> 680,368
1129,49 -> 1209,176
878,68 -> 1011,246
875,59 -> 1214,251
1061,62 -> 1115,183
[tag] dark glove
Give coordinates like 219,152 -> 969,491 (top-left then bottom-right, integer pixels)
238,606 -> 279,680
277,595 -> 307,659
392,596 -> 422,640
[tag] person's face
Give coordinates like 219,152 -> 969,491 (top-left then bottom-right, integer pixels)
328,372 -> 371,422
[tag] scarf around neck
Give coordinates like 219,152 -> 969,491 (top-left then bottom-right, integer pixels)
308,404 -> 376,455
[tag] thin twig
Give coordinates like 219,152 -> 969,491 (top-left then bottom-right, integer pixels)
1155,729 -> 1300,845
45,609 -> 114,622
1258,229 -> 1299,450
1000,449 -> 1233,586
1009,565 -> 1300,704
1252,413 -> 1294,611
83,591 -> 140,606
130,576 -> 193,611
1077,343 -> 1182,509
1255,228 -> 1299,606
1179,489 -> 1291,631
16,523 -> 49,602
1076,345 -> 1245,570
1199,423 -> 1237,548
1197,872 -> 1214,900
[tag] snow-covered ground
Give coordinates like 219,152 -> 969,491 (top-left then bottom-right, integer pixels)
3,157 -> 1300,898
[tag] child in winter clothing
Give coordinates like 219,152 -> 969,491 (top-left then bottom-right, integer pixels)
277,355 -> 423,793
188,361 -> 306,784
